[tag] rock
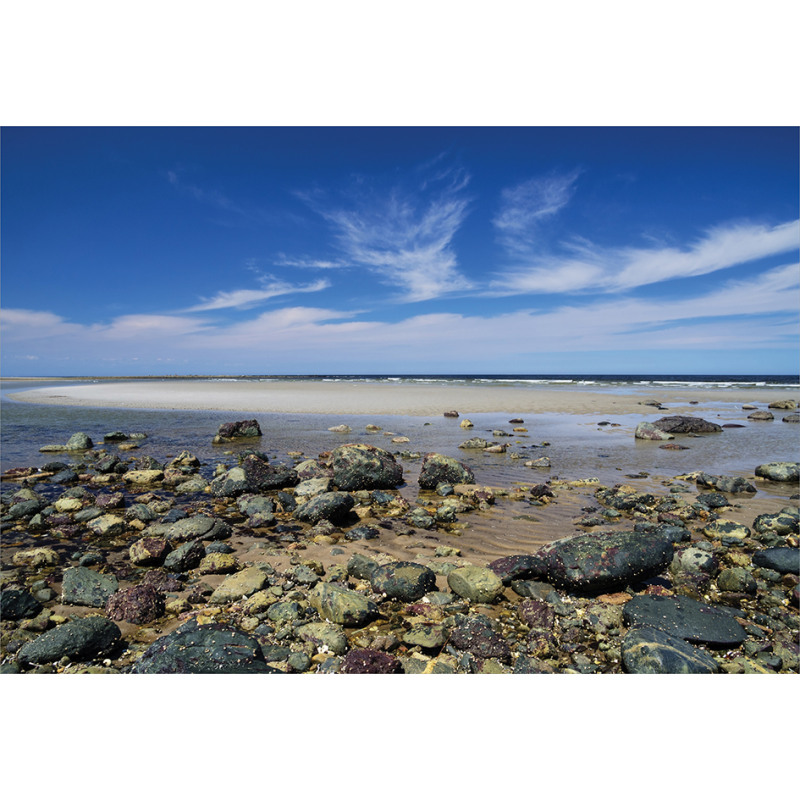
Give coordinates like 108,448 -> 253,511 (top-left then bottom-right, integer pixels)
653,416 -> 722,434
634,422 -> 674,441
459,437 -> 489,449
459,419 -> 473,428
716,567 -> 757,594
161,514 -> 232,543
0,589 -> 42,621
443,410 -> 459,417
621,626 -> 719,674
328,424 -> 352,433
406,507 -> 435,529
752,548 -> 799,575
622,594 -> 746,646
754,462 -> 800,482
370,561 -> 437,601
418,453 -> 475,489
526,457 -> 551,468
308,583 -> 378,626
696,473 -> 756,494
518,598 -> 555,629
341,648 -> 403,674
447,566 -> 504,604
747,410 -> 774,421
65,432 -> 93,450
61,566 -> 119,607
213,420 -> 262,443
163,540 -> 206,571
347,553 -> 380,581
670,546 -> 719,577
534,529 -> 675,593
295,491 -> 355,524
129,537 -> 171,566
753,508 -> 799,536
210,566 -> 271,605
330,443 -> 403,491
449,616 -> 511,662
769,399 -> 797,409
11,547 -> 60,568
105,585 -> 165,624
294,477 -> 333,500
296,622 -> 349,655
783,413 -> 800,423
123,469 -> 164,485
487,554 -> 546,585
210,455 -> 297,497
701,519 -> 751,542
403,623 -> 447,649
17,617 -> 121,666
131,618 -> 278,673
198,553 -> 238,574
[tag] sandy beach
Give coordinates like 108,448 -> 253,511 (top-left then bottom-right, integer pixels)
7,379 -> 797,416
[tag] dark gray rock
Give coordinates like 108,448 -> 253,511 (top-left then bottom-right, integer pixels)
330,444 -> 403,491
163,540 -> 206,571
370,561 -> 437,601
0,589 -> 42,621
61,566 -> 119,607
623,594 -> 746,647
347,553 -> 379,581
653,416 -> 722,434
752,547 -> 799,575
418,453 -> 475,489
17,617 -> 121,665
696,473 -> 756,494
622,626 -> 719,674
131,619 -> 279,673
65,432 -> 93,450
213,419 -> 263,442
210,455 -> 297,497
716,567 -> 757,594
294,492 -> 355,524
535,529 -> 675,593
634,422 -> 674,441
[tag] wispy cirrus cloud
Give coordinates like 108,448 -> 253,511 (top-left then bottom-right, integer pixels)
491,218 -> 800,295
182,277 -> 330,312
493,170 -> 581,258
293,161 -> 473,302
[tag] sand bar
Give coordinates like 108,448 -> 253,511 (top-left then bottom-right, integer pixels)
7,379 -> 796,416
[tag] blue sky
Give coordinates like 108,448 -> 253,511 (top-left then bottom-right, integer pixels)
1,126 -> 798,376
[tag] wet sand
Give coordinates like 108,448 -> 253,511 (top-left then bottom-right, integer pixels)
8,379 -> 796,416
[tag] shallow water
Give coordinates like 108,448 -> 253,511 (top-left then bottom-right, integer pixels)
2,379 -> 797,498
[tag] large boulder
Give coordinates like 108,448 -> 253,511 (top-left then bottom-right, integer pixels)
653,416 -> 722,434
418,453 -> 475,489
131,619 -> 279,673
212,420 -> 262,443
294,491 -> 355,524
330,444 -> 403,491
65,432 -> 94,450
210,455 -> 297,497
61,566 -> 119,607
752,547 -> 799,575
622,594 -> 746,646
634,422 -> 674,441
754,462 -> 800,482
621,626 -> 719,674
17,617 -> 121,666
534,529 -> 674,593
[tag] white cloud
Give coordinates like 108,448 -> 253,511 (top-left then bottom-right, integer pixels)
493,171 -> 581,256
295,163 -> 473,302
183,278 -> 330,312
3,261 -> 796,371
492,218 -> 800,295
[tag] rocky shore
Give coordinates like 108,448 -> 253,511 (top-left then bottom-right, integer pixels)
2,416 -> 798,675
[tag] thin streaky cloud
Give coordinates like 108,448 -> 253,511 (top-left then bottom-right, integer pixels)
182,277 -> 330,312
491,218 -> 800,295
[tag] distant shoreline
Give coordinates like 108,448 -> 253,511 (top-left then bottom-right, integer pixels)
6,378 -> 797,417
